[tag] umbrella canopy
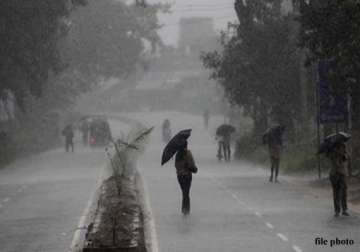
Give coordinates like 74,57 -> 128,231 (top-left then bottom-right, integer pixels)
318,132 -> 351,154
216,124 -> 236,136
161,129 -> 192,166
263,125 -> 285,145
266,125 -> 285,135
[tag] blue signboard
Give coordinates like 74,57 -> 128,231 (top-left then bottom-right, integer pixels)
318,61 -> 347,123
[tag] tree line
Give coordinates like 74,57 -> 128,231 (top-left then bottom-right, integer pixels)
201,0 -> 360,173
0,0 -> 166,164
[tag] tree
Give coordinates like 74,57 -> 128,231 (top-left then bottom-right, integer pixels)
0,0 -> 167,163
297,0 -> 360,172
65,0 -> 167,86
202,0 -> 302,138
0,0 -> 87,107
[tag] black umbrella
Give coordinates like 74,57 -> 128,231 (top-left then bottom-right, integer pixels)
161,129 -> 192,165
318,132 -> 351,154
216,124 -> 236,136
263,125 -> 285,145
268,125 -> 286,134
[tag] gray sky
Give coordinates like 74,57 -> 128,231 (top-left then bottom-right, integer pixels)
147,0 -> 238,46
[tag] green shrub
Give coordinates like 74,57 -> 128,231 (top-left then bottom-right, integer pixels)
235,133 -> 332,175
235,134 -> 268,164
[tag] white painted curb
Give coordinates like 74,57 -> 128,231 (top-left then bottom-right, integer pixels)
69,163 -> 107,252
136,170 -> 159,252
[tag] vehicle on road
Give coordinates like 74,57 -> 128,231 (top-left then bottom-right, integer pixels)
88,116 -> 112,147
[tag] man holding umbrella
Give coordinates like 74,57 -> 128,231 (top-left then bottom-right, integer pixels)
319,132 -> 351,217
263,125 -> 285,183
216,124 -> 236,162
162,129 -> 198,215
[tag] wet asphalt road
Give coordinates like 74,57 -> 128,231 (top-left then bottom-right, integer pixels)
0,119 -> 130,252
0,112 -> 359,252
135,111 -> 360,252
0,147 -> 106,252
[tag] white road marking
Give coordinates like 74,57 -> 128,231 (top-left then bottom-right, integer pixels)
211,177 -> 252,209
3,197 -> 10,202
292,245 -> 303,252
277,233 -> 289,242
265,222 -> 274,229
212,176 -> 299,250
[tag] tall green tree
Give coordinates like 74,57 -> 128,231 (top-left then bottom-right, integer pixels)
65,0 -> 167,86
0,0 -> 86,107
202,0 -> 301,138
297,0 -> 360,170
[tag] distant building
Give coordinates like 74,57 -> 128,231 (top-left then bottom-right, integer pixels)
178,17 -> 218,55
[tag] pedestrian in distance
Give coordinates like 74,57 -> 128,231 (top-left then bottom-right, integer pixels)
328,142 -> 350,217
263,125 -> 285,183
216,135 -> 231,162
175,140 -> 198,215
216,124 -> 235,162
62,124 -> 74,152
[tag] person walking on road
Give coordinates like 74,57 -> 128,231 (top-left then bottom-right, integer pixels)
175,140 -> 198,215
263,125 -> 285,183
328,142 -> 350,217
216,124 -> 235,162
62,124 -> 74,152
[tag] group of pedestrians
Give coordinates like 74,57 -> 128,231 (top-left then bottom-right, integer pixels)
263,125 -> 350,217
61,120 -> 90,153
162,116 -> 351,218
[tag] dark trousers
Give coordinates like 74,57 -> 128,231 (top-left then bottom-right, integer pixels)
217,141 -> 231,161
270,157 -> 279,182
65,139 -> 74,152
330,173 -> 348,214
177,175 -> 192,214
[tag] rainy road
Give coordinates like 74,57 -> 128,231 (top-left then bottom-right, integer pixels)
0,148 -> 106,252
0,119 -> 130,252
135,111 -> 360,252
0,111 -> 359,252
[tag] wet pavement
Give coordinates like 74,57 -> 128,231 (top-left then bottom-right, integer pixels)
0,111 -> 359,252
136,111 -> 360,252
0,119 -> 129,252
0,148 -> 106,252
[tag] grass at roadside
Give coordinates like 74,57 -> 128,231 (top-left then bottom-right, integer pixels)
235,134 -> 332,175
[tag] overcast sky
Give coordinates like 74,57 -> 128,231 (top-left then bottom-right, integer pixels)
147,0 -> 238,46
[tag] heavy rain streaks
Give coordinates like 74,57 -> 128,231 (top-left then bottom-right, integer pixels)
0,1 -> 360,252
